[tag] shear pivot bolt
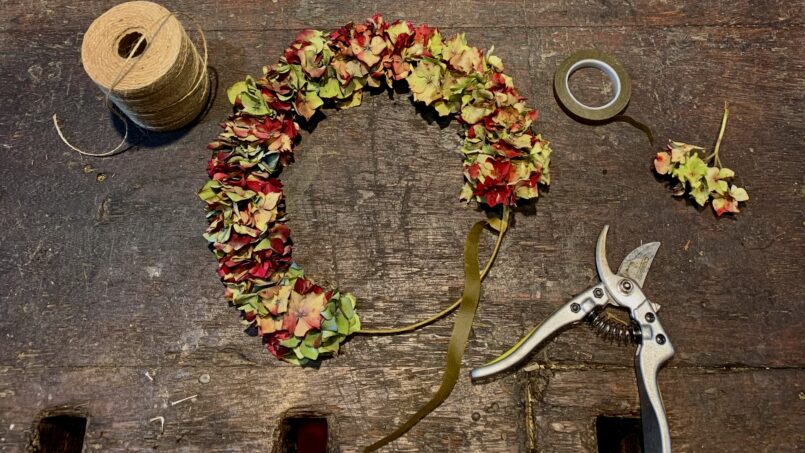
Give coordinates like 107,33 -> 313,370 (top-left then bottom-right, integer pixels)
656,334 -> 666,345
593,288 -> 604,298
645,313 -> 655,323
619,280 -> 633,294
570,303 -> 580,313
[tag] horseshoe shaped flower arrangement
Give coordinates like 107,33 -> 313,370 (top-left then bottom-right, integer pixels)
200,14 -> 552,365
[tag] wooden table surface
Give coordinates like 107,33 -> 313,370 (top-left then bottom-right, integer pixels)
1,1 -> 804,451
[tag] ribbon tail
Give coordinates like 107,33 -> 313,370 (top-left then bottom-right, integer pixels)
364,220 -> 487,452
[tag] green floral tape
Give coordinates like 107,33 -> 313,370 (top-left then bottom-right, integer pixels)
553,49 -> 632,122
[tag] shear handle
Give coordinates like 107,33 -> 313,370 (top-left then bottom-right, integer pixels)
633,300 -> 674,453
470,285 -> 607,380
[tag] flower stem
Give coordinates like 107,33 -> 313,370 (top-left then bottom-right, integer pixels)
707,101 -> 730,167
358,207 -> 509,335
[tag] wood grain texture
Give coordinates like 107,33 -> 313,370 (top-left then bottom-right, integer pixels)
527,367 -> 805,452
0,0 -> 803,451
0,365 -> 526,452
1,0 -> 802,33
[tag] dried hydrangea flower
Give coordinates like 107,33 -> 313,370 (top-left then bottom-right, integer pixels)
653,103 -> 748,216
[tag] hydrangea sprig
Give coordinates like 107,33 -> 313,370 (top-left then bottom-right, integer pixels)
200,15 -> 552,364
653,103 -> 749,216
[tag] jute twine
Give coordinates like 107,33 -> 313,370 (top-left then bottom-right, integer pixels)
53,1 -> 210,157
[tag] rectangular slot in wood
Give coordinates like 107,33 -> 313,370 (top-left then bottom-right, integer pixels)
280,416 -> 329,453
596,415 -> 643,453
37,414 -> 87,453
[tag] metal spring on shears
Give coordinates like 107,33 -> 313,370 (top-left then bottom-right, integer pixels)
585,306 -> 642,346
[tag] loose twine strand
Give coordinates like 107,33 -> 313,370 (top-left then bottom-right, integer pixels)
53,4 -> 209,157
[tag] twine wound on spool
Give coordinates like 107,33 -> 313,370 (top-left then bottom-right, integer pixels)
54,1 -> 210,157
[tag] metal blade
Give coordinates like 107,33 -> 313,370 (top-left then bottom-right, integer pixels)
595,226 -> 621,293
617,241 -> 661,288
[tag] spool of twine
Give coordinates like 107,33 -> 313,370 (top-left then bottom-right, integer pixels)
80,1 -> 209,132
53,1 -> 211,156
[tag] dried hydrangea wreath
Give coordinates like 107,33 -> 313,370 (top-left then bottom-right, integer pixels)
200,14 -> 552,365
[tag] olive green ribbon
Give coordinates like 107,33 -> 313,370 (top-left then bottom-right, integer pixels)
364,220 -> 487,452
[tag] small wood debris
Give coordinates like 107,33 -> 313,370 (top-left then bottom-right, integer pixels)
149,416 -> 165,434
170,394 -> 198,406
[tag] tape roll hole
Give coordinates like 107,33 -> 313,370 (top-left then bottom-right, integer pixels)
117,31 -> 148,58
565,59 -> 621,111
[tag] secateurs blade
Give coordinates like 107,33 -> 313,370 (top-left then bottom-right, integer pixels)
470,225 -> 674,453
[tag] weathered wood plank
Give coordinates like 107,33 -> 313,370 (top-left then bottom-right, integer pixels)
2,366 -> 802,451
526,367 -> 805,452
0,365 -> 526,452
1,0 -> 802,34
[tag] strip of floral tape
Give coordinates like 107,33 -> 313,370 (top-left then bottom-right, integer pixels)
553,49 -> 654,143
364,220 -> 487,452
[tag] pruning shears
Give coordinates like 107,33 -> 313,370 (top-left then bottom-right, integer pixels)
471,225 -> 675,453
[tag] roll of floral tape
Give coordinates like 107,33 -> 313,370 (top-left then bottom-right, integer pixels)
553,49 -> 632,121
